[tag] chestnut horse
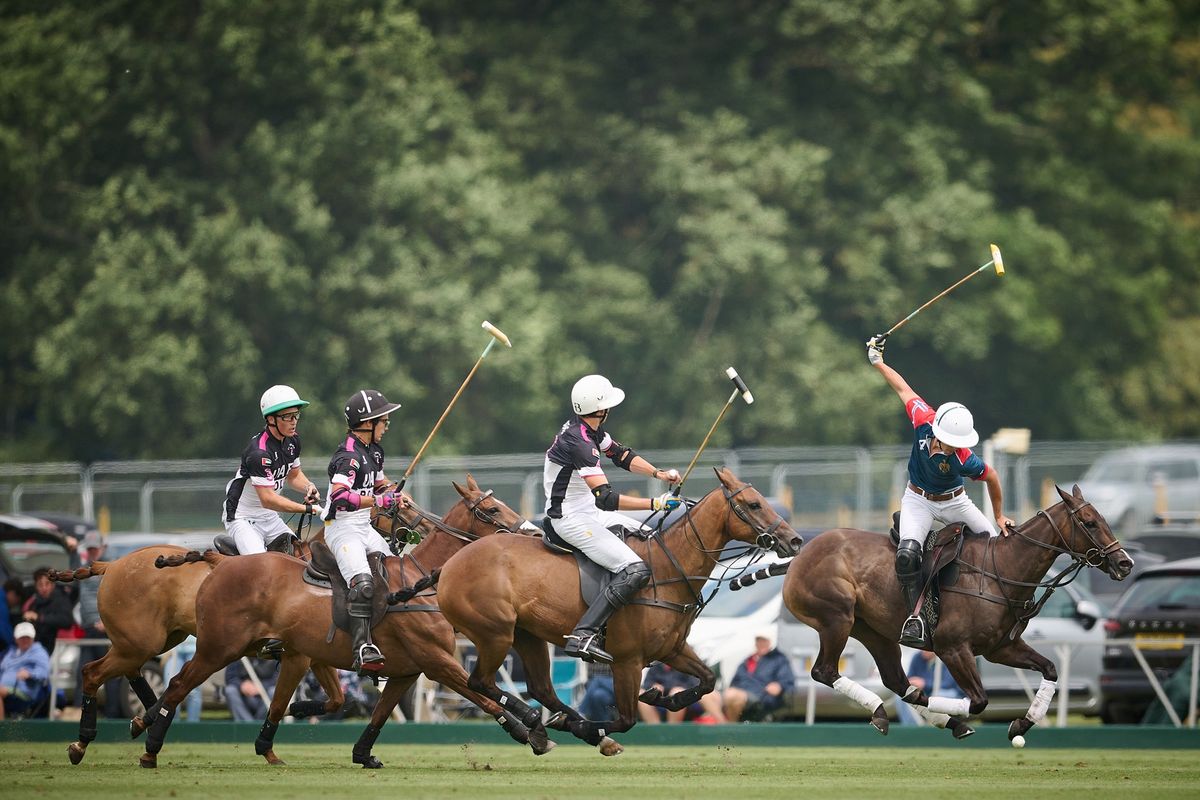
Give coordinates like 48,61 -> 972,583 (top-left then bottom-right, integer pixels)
436,467 -> 804,754
139,476 -> 550,769
783,484 -> 1133,745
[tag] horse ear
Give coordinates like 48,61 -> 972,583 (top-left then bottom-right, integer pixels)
713,466 -> 732,485
466,473 -> 480,491
1072,483 -> 1084,500
452,480 -> 470,499
1055,484 -> 1073,504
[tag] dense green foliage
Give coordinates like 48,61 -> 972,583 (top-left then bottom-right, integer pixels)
3,1 -> 1199,461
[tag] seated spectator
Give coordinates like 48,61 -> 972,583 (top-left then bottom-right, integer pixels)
722,629 -> 794,722
0,622 -> 51,719
22,568 -> 75,656
638,661 -> 726,724
164,636 -> 203,722
896,649 -> 963,725
224,657 -> 279,721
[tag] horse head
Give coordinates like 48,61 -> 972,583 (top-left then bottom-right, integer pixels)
1055,483 -> 1134,581
715,466 -> 804,558
445,473 -> 536,537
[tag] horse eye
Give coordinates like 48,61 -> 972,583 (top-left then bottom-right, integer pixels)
748,502 -> 762,511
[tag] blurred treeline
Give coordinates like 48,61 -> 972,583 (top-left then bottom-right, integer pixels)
2,0 -> 1199,462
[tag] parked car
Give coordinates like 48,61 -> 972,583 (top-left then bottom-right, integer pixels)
102,531 -> 217,560
1077,445 -> 1200,532
24,511 -> 97,542
1099,556 -> 1200,723
0,513 -> 74,590
1120,523 -> 1200,566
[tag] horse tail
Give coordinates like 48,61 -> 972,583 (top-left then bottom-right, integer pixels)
47,562 -> 109,583
387,568 -> 441,604
154,550 -> 222,569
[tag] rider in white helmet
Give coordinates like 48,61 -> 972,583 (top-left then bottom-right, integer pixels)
543,374 -> 683,664
866,335 -> 1015,647
222,385 -> 321,555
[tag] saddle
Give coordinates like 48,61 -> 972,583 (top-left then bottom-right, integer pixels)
541,520 -> 619,605
888,511 -> 974,645
303,540 -> 390,643
213,531 -> 298,557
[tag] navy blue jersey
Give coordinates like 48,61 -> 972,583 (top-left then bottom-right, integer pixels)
905,397 -> 987,493
224,430 -> 302,521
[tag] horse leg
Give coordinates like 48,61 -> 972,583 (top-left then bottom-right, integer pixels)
562,659 -> 643,757
646,644 -> 717,713
856,628 -> 973,740
982,637 -> 1059,743
253,653 -> 314,766
352,674 -> 417,769
140,645 -> 240,769
69,648 -> 145,764
510,629 -> 580,731
460,623 -> 549,749
809,616 -> 890,734
933,643 -> 992,734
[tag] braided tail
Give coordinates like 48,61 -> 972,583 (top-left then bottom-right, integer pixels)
154,550 -> 226,569
47,562 -> 109,583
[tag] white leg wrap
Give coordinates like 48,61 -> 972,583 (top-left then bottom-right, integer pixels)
833,676 -> 885,713
1026,678 -> 1057,724
927,696 -> 971,717
914,704 -> 951,729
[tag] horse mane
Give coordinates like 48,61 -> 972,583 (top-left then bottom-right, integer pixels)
48,563 -> 108,583
154,550 -> 224,569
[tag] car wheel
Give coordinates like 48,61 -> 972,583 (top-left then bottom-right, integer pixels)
118,661 -> 166,718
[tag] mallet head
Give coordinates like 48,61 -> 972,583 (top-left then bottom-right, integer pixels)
726,367 -> 754,405
482,320 -> 512,348
990,243 -> 1004,276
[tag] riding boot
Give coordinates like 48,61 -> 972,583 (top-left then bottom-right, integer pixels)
563,562 -> 651,665
347,573 -> 384,677
895,539 -> 927,647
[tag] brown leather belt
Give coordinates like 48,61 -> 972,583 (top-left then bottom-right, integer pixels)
908,482 -> 964,502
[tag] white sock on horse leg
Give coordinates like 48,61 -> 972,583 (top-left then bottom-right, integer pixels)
1026,679 -> 1057,724
926,696 -> 971,717
833,677 -> 885,713
914,704 -> 951,728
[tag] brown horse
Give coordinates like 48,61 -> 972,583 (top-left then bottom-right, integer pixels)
436,467 -> 805,754
139,476 -> 549,769
783,484 -> 1133,744
50,511 -> 422,765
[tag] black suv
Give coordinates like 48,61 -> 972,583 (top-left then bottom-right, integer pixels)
1099,556 -> 1200,723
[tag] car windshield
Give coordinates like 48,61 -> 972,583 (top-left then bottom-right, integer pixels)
1115,573 -> 1200,612
0,539 -> 71,575
1085,458 -> 1142,483
700,575 -> 781,617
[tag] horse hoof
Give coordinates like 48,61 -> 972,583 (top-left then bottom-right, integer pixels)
952,724 -> 975,740
139,753 -> 157,769
265,752 -> 287,766
598,737 -> 623,757
534,739 -> 557,756
1007,718 -> 1032,739
528,725 -> 555,756
67,742 -> 86,765
354,754 -> 384,769
869,707 -> 890,736
130,716 -> 147,739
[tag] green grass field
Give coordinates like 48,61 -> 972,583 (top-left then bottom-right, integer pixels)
4,743 -> 1197,800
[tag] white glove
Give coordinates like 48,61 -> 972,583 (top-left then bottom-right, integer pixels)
651,492 -> 683,512
865,332 -> 888,365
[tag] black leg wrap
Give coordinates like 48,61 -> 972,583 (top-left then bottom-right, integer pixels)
498,691 -> 541,729
352,724 -> 384,768
495,710 -> 531,744
145,705 -> 177,756
129,675 -> 159,710
255,719 -> 280,756
288,699 -> 329,718
78,694 -> 98,744
568,717 -> 607,747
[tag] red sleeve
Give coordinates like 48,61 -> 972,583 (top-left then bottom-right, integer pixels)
905,396 -> 935,428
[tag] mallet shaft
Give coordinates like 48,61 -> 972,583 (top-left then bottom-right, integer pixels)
677,391 -> 737,490
886,253 -> 1001,337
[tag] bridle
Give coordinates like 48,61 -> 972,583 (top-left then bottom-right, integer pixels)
722,485 -> 787,552
1023,500 -> 1124,568
377,490 -> 527,551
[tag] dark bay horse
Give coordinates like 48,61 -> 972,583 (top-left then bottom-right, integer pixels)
139,476 -> 549,769
436,467 -> 804,754
783,484 -> 1133,744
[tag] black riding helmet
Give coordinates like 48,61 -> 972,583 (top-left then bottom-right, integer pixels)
345,389 -> 402,429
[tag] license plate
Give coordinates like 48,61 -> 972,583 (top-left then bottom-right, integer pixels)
1134,633 -> 1185,650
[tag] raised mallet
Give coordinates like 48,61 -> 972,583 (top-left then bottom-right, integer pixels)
675,367 -> 755,493
885,244 -> 1005,337
396,321 -> 512,490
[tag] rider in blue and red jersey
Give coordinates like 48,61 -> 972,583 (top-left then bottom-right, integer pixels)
867,335 -> 1015,646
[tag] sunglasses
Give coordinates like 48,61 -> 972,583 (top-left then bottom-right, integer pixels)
276,412 -> 301,422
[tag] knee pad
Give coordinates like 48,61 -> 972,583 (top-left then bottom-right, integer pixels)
619,561 -> 651,590
895,541 -> 922,579
348,573 -> 375,602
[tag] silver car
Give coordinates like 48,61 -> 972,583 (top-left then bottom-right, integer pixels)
1077,445 -> 1200,531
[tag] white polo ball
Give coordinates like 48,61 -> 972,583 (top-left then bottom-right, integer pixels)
1011,735 -> 1026,749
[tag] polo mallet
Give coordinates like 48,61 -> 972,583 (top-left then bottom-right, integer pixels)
674,367 -> 755,496
885,244 -> 1005,337
395,321 -> 512,492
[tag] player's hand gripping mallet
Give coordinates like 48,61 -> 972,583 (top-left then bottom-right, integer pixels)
395,321 -> 512,491
675,367 -> 755,495
885,244 -> 1005,337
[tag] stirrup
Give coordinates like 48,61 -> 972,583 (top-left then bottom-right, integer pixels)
899,615 -> 927,647
563,632 -> 613,665
257,639 -> 285,660
353,643 -> 386,676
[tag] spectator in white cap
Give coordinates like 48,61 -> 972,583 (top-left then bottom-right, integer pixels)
722,627 -> 795,722
0,622 -> 51,719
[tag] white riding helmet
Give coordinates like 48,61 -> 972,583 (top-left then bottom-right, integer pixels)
931,402 -> 979,449
260,385 -> 310,417
571,374 -> 626,416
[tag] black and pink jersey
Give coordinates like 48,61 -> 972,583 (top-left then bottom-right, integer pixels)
322,435 -> 386,521
543,415 -> 635,519
223,430 -> 302,521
